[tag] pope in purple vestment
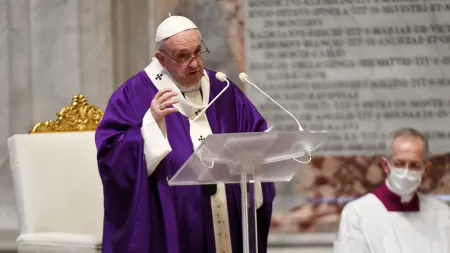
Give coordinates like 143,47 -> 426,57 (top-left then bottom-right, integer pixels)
95,15 -> 275,253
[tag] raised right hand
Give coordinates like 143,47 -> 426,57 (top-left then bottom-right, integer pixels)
150,88 -> 179,125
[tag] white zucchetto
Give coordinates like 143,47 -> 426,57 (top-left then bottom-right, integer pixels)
155,16 -> 198,43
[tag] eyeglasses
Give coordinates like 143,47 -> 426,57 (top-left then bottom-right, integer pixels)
160,40 -> 210,66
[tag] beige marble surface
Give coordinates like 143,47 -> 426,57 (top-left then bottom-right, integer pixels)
111,0 -> 153,85
0,0 -> 114,236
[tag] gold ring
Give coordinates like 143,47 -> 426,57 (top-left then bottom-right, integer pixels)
159,104 -> 164,110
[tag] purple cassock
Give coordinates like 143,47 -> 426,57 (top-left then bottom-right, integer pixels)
95,68 -> 276,253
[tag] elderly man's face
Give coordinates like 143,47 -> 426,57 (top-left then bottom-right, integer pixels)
381,136 -> 431,176
157,29 -> 204,87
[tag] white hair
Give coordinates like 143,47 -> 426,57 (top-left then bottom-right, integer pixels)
157,39 -> 166,51
390,127 -> 429,161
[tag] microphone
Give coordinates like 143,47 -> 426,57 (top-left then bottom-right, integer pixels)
239,72 -> 304,131
191,72 -> 230,123
216,72 -> 227,82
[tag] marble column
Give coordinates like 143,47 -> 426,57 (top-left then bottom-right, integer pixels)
111,0 -> 152,86
29,0 -> 114,121
0,0 -> 114,238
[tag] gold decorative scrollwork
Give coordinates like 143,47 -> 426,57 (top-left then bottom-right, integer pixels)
30,94 -> 104,133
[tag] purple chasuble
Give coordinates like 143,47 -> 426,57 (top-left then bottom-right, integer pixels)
372,183 -> 420,212
95,69 -> 276,253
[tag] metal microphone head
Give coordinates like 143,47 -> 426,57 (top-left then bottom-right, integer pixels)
239,72 -> 249,82
215,72 -> 227,82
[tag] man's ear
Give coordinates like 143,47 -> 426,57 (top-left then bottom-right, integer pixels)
380,156 -> 389,175
423,160 -> 432,176
155,51 -> 167,68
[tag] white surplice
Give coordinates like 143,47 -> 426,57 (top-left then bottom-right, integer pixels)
139,58 -> 263,253
334,192 -> 450,253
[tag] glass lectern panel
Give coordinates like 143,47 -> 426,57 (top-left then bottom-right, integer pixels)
167,131 -> 327,186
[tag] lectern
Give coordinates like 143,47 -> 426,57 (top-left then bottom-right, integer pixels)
167,131 -> 328,253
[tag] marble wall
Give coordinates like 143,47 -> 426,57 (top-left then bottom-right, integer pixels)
111,0 -> 155,85
0,0 -> 114,235
152,0 -> 450,247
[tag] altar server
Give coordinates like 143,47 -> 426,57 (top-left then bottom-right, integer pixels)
334,128 -> 450,253
95,15 -> 275,253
